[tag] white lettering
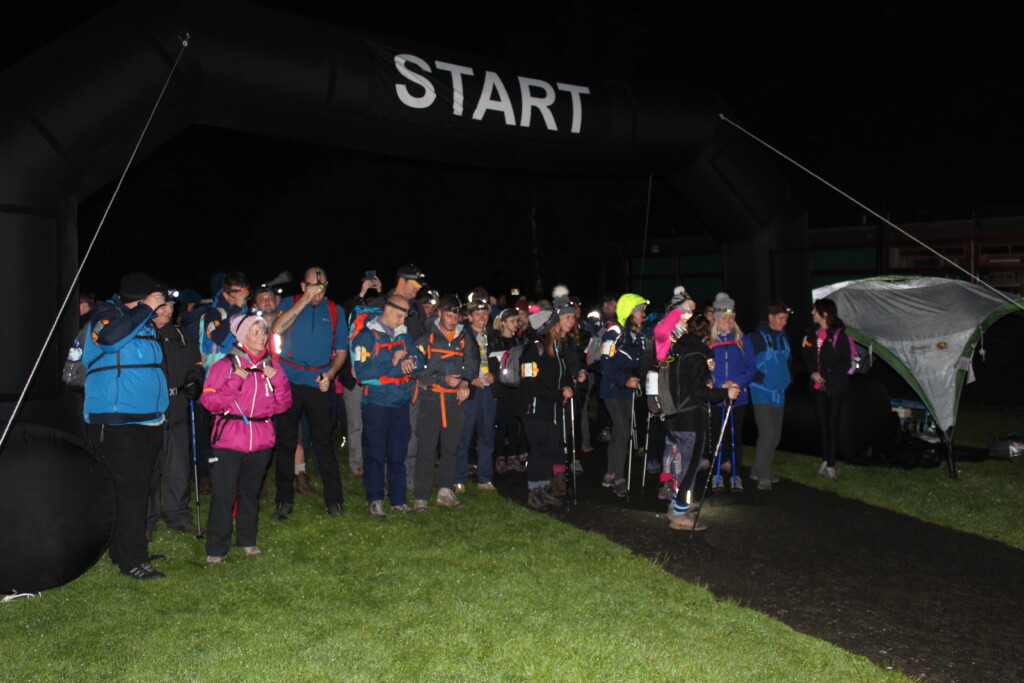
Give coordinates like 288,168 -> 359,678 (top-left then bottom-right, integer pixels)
394,53 -> 436,109
556,82 -> 590,134
471,71 -> 516,126
518,77 -> 558,131
435,61 -> 475,116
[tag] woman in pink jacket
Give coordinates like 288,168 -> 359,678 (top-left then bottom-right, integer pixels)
200,312 -> 292,567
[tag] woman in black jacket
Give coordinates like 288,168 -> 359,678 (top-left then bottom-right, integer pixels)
664,316 -> 739,531
519,308 -> 574,511
491,309 -> 527,474
801,298 -> 851,481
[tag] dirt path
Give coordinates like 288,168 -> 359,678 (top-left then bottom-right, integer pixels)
495,456 -> 1024,682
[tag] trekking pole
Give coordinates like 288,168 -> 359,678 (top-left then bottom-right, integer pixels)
691,400 -> 732,540
188,399 -> 204,539
641,410 -> 653,489
568,397 -> 578,505
626,391 -> 637,497
560,402 -> 571,510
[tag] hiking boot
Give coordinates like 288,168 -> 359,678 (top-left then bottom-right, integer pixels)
271,503 -> 292,520
758,478 -> 772,491
753,474 -> 781,484
508,455 -> 526,472
550,471 -> 567,498
436,487 -> 463,508
581,443 -> 594,453
121,562 -> 165,579
538,484 -> 562,507
823,466 -> 838,481
494,456 -> 507,474
527,487 -> 550,512
658,482 -> 676,500
198,476 -> 211,495
327,503 -> 346,517
391,503 -> 414,514
730,476 -> 744,493
712,475 -> 725,494
454,483 -> 466,494
598,427 -> 611,442
204,556 -> 225,568
817,460 -> 828,476
602,473 -> 615,488
646,459 -> 661,474
412,499 -> 429,513
666,504 -> 690,522
171,521 -> 200,535
612,478 -> 628,498
477,482 -> 497,491
668,512 -> 707,532
571,459 -> 584,473
296,471 -> 321,497
369,500 -> 386,520
242,546 -> 263,557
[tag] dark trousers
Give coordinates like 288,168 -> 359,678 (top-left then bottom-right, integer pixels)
362,402 -> 411,505
752,403 -> 784,480
147,421 -> 193,530
206,447 -> 272,556
455,386 -> 497,485
605,397 -> 632,480
87,423 -> 162,571
523,418 -> 561,484
494,396 -> 525,458
413,396 -> 464,500
812,390 -> 846,466
274,383 -> 343,507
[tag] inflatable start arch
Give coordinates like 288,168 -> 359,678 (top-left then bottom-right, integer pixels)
0,0 -> 809,589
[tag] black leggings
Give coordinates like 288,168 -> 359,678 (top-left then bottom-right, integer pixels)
811,390 -> 845,466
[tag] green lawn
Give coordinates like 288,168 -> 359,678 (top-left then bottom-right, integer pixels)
1,478 -> 905,682
773,405 -> 1024,549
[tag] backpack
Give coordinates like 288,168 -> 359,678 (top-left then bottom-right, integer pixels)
498,343 -> 530,387
62,318 -> 162,391
198,306 -> 231,370
645,351 -> 704,416
833,328 -> 859,375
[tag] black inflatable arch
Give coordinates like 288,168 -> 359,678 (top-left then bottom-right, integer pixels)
0,0 -> 808,426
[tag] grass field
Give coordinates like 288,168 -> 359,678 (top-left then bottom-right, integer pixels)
1,476 -> 905,682
7,406 -> 1019,681
773,405 -> 1024,549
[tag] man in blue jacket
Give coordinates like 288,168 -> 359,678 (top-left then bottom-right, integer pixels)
745,301 -> 793,490
83,272 -> 169,579
351,293 -> 425,518
271,266 -> 349,519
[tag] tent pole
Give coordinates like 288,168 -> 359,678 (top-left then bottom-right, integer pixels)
945,427 -> 959,479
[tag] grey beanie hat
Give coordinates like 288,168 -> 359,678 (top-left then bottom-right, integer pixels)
529,309 -> 557,334
553,295 -> 575,318
713,292 -> 736,319
668,285 -> 691,309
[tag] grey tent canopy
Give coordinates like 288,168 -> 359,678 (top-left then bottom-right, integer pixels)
812,276 -> 1023,474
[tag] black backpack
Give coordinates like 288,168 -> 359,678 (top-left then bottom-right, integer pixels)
645,351 -> 704,417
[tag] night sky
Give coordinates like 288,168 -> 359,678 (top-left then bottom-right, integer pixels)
5,2 -> 1020,304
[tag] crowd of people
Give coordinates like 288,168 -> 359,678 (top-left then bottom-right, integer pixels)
77,265 -> 852,579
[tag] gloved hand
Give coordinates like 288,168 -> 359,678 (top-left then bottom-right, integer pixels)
182,379 -> 201,402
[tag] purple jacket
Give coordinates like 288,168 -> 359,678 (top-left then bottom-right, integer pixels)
201,344 -> 292,452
